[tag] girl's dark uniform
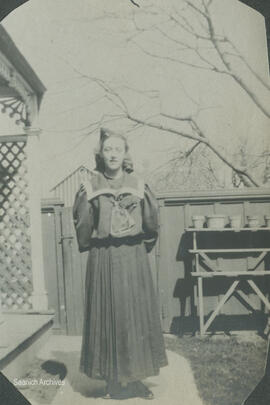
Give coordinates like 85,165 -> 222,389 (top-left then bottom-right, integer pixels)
73,170 -> 168,384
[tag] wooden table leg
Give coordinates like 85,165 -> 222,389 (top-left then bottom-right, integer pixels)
247,279 -> 270,335
247,280 -> 270,311
203,280 -> 239,334
198,276 -> 204,335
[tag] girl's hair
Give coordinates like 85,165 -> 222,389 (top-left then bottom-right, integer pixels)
94,127 -> 134,173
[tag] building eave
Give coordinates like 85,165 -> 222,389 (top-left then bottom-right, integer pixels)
0,24 -> 46,108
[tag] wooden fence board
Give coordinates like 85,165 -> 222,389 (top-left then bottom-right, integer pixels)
157,190 -> 270,332
41,188 -> 270,335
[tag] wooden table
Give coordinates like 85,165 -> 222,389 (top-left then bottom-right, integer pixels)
186,228 -> 270,335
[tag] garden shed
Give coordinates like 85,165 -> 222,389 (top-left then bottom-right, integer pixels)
51,164 -> 92,207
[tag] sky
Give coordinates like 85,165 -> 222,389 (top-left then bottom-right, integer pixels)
1,0 -> 269,195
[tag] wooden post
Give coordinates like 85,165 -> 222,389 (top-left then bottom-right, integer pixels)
193,231 -> 198,308
194,231 -> 205,334
198,276 -> 204,335
157,202 -> 171,332
25,126 -> 48,311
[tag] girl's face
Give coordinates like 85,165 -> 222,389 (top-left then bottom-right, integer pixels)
101,136 -> 126,172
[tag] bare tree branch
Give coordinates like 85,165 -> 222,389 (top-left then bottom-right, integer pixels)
129,0 -> 140,7
126,112 -> 260,186
227,38 -> 270,92
63,0 -> 269,188
70,62 -> 261,187
134,1 -> 270,119
185,141 -> 201,157
181,0 -> 270,118
201,2 -> 270,118
133,39 -> 214,70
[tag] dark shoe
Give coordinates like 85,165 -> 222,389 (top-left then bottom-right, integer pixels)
103,381 -> 122,399
131,381 -> 154,400
140,387 -> 154,400
102,393 -> 113,399
103,389 -> 131,400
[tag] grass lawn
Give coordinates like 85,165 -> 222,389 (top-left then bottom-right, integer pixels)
165,334 -> 268,405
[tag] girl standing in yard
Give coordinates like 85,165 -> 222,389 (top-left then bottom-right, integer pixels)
72,128 -> 168,400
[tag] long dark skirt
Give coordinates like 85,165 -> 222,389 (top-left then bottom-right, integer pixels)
80,237 -> 168,383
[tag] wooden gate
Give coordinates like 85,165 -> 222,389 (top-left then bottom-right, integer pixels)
41,200 -> 66,333
42,202 -> 88,335
60,207 -> 88,335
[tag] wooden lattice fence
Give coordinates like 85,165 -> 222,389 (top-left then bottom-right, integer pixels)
0,136 -> 32,310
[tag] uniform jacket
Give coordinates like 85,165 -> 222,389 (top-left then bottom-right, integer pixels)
72,171 -> 159,253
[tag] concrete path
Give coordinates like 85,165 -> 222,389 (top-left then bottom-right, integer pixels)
36,335 -> 204,405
